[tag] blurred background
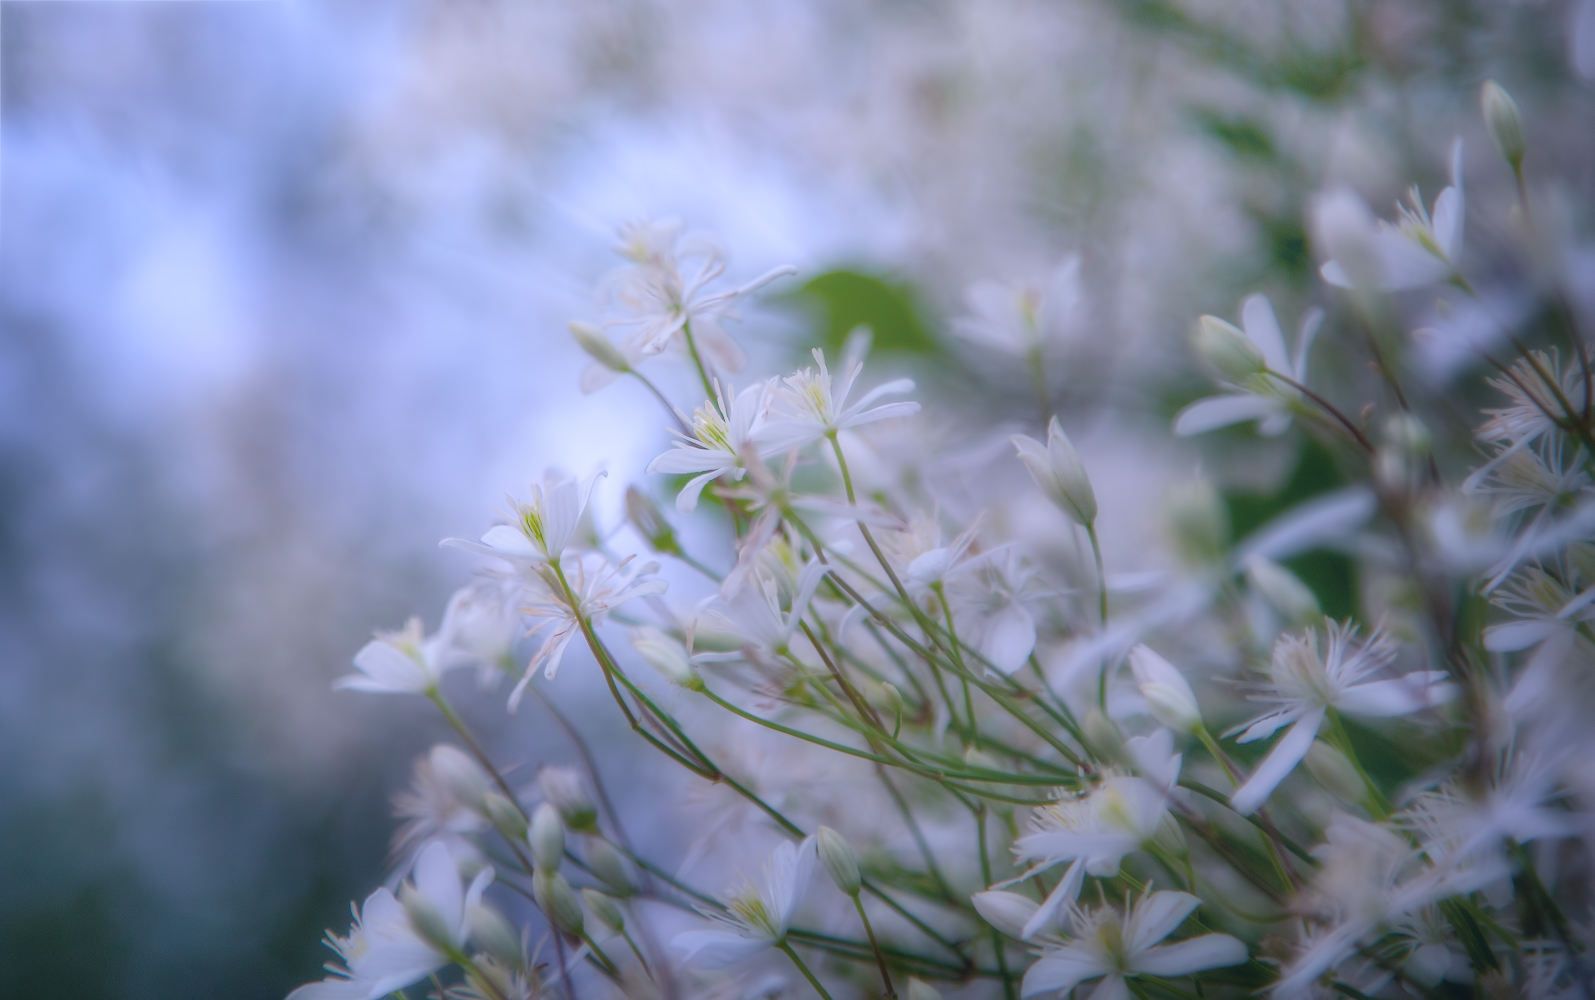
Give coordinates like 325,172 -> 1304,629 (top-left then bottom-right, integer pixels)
2,1 -> 1591,996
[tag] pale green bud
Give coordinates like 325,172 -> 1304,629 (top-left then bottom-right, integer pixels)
1244,558 -> 1320,625
401,883 -> 458,954
1194,314 -> 1265,381
483,791 -> 528,844
539,766 -> 597,834
1127,644 -> 1202,734
468,905 -> 525,969
1167,479 -> 1230,568
585,838 -> 637,897
905,978 -> 945,1000
629,626 -> 702,690
1481,80 -> 1525,171
816,826 -> 862,897
426,745 -> 490,813
1152,811 -> 1189,859
529,803 -> 565,871
1304,740 -> 1366,804
1012,416 -> 1097,526
1083,707 -> 1126,764
625,486 -> 679,554
581,888 -> 626,933
533,869 -> 585,937
569,321 -> 630,373
881,682 -> 905,718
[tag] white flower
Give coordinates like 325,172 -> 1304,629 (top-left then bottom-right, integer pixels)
759,332 -> 920,455
439,584 -> 521,681
948,550 -> 1039,675
1175,294 -> 1321,437
1127,645 -> 1202,734
511,552 -> 667,703
672,837 -> 816,968
1012,416 -> 1097,526
288,841 -> 493,1000
443,471 -> 604,570
1020,890 -> 1247,999
600,218 -> 795,366
954,255 -> 1081,358
1007,732 -> 1182,939
697,558 -> 829,658
337,618 -> 454,696
1316,140 -> 1465,291
393,746 -> 490,859
646,380 -> 772,513
1397,750 -> 1576,869
1227,621 -> 1454,815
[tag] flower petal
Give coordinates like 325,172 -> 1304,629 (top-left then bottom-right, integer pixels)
1230,707 -> 1325,815
1019,945 -> 1108,998
1125,891 -> 1200,953
1241,294 -> 1290,373
1174,395 -> 1278,436
1334,672 -> 1453,717
1133,934 -> 1249,976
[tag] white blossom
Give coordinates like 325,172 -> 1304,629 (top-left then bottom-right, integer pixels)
672,837 -> 816,968
1317,140 -> 1465,291
1175,294 -> 1321,437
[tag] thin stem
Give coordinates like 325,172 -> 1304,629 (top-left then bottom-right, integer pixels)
679,319 -> 717,400
629,370 -> 690,435
1264,369 -> 1375,452
853,895 -> 898,999
1085,522 -> 1108,628
778,940 -> 838,1000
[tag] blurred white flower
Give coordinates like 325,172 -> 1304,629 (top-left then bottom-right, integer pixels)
1020,890 -> 1247,999
288,841 -> 493,1000
1227,621 -> 1453,815
949,549 -> 1039,675
954,255 -> 1081,357
393,745 -> 490,861
337,618 -> 455,696
672,836 -> 816,968
1317,140 -> 1465,291
1175,294 -> 1321,438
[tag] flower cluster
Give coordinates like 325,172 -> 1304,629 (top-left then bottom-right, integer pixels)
292,81 -> 1594,1000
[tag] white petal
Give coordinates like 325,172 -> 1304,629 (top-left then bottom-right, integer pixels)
671,929 -> 772,968
1372,230 -> 1450,290
1233,487 -> 1376,565
1125,891 -> 1199,953
344,641 -> 431,693
480,524 -> 539,557
647,447 -> 734,476
1133,934 -> 1249,976
840,399 -> 921,430
285,978 -> 371,1000
1320,260 -> 1352,288
973,891 -> 1041,939
1230,707 -> 1325,815
849,377 -> 916,412
1482,620 -> 1562,652
674,470 -> 724,514
1174,395 -> 1278,436
1021,859 -> 1084,939
1335,672 -> 1452,717
413,842 -> 464,940
1431,186 -> 1463,263
1019,945 -> 1108,998
1086,974 -> 1132,1000
1241,294 -> 1290,373
979,602 -> 1036,674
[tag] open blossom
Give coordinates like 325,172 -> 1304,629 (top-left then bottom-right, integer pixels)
948,549 -> 1040,674
1007,732 -> 1182,939
600,218 -> 795,367
1227,621 -> 1454,815
1317,139 -> 1465,291
697,558 -> 829,658
337,618 -> 455,696
443,471 -> 604,570
1175,294 -> 1321,437
289,841 -> 493,1000
511,552 -> 666,703
759,333 -> 920,455
954,255 -> 1081,358
672,837 -> 816,968
1020,890 -> 1247,999
646,380 -> 772,513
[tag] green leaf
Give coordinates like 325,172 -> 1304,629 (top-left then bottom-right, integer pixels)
1440,897 -> 1500,972
777,270 -> 938,357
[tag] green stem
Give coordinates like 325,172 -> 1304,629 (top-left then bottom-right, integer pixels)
778,940 -> 838,1000
679,318 -> 717,400
853,895 -> 898,999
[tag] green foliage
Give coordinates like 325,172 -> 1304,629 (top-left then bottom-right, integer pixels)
779,270 -> 939,357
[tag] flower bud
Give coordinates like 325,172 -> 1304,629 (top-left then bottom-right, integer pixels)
1083,707 -> 1126,764
402,882 -> 459,954
569,321 -> 630,373
581,888 -> 626,933
629,626 -> 702,690
1152,811 -> 1189,859
585,838 -> 637,896
816,826 -> 862,897
1127,645 -> 1202,734
468,904 -> 525,969
533,869 -> 585,938
1304,740 -> 1366,804
539,766 -> 597,834
427,744 -> 491,813
483,791 -> 528,844
905,978 -> 945,1000
1384,413 -> 1431,454
972,890 -> 1040,939
625,486 -> 679,554
1011,416 -> 1097,526
1244,558 -> 1320,625
1480,80 -> 1525,170
1167,479 -> 1229,568
529,803 -> 565,871
881,682 -> 905,718
963,746 -> 1002,772
1193,315 -> 1265,381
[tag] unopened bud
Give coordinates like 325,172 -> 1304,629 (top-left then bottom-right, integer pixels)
1012,416 -> 1097,526
629,627 -> 702,690
1152,811 -> 1189,859
529,803 -> 565,871
1194,315 -> 1265,381
905,978 -> 945,1000
1244,558 -> 1320,625
533,870 -> 585,937
963,746 -> 1002,772
585,838 -> 637,896
816,827 -> 862,897
483,792 -> 528,844
581,888 -> 626,933
881,682 -> 905,718
468,905 -> 525,969
427,744 -> 490,812
972,890 -> 1040,939
402,883 -> 458,953
1304,740 -> 1366,804
1384,413 -> 1431,454
1127,645 -> 1202,734
1481,80 -> 1525,171
539,767 -> 597,834
570,321 -> 630,373
1167,479 -> 1229,568
1083,707 -> 1126,764
625,486 -> 679,554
